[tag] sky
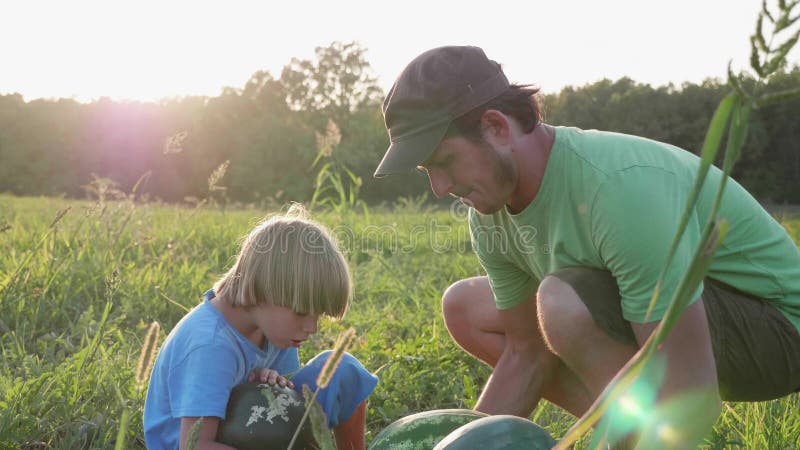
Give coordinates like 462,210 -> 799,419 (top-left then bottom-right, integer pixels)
1,0 -> 796,103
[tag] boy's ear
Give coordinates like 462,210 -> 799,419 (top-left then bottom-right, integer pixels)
479,109 -> 511,145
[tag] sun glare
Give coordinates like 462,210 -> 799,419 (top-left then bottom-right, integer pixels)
618,395 -> 643,418
657,423 -> 680,444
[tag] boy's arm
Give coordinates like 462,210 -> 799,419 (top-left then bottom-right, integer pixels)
333,400 -> 367,450
179,417 -> 236,450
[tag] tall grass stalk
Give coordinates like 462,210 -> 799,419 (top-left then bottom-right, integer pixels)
208,160 -> 230,212
184,418 -> 203,450
309,119 -> 369,216
136,321 -> 161,391
287,327 -> 356,450
0,206 -> 70,297
114,409 -> 131,450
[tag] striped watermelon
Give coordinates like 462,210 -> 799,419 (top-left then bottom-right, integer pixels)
368,409 -> 488,450
215,382 -> 319,450
433,415 -> 556,450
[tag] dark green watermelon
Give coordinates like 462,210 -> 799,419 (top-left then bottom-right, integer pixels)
367,409 -> 488,450
433,415 -> 556,450
216,382 -> 319,450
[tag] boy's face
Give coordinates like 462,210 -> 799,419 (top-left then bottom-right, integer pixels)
251,303 -> 319,349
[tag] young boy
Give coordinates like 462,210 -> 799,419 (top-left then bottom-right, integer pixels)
143,205 -> 378,450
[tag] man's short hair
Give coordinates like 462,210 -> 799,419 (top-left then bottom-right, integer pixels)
445,84 -> 543,143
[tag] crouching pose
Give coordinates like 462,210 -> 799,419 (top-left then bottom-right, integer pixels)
144,205 -> 377,450
374,46 -> 800,448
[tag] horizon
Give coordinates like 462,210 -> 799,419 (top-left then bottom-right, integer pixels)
0,70 -> 754,105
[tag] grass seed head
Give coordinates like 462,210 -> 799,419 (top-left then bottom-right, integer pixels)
136,321 -> 161,390
316,327 -> 356,389
184,417 -> 203,450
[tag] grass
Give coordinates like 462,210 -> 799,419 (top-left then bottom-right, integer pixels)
1,193 -> 799,449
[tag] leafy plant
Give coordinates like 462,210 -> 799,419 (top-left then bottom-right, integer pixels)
310,119 -> 369,216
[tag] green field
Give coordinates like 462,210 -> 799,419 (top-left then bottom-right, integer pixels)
1,194 -> 799,449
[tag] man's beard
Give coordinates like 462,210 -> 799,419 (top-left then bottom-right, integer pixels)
476,139 -> 517,214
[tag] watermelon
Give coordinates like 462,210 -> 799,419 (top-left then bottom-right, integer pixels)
216,382 -> 319,450
433,415 -> 556,450
367,409 -> 488,450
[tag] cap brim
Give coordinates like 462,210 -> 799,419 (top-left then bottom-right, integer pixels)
373,122 -> 449,178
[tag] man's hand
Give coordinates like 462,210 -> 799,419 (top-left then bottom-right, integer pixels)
248,368 -> 294,388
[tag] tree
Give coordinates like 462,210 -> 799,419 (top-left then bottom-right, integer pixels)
280,41 -> 383,127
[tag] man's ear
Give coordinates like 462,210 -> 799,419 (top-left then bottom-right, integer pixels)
479,110 -> 511,145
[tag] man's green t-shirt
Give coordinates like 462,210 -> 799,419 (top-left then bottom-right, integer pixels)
469,126 -> 800,331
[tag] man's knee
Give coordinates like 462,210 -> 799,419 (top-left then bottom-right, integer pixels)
537,275 -> 590,325
442,277 -> 487,323
536,275 -> 593,353
441,280 -> 465,320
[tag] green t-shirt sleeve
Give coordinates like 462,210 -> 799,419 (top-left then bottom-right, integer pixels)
469,211 -> 538,310
591,166 -> 704,323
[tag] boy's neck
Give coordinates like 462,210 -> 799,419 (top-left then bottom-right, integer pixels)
210,293 -> 266,348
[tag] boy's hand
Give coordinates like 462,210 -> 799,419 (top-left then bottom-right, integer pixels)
248,368 -> 294,388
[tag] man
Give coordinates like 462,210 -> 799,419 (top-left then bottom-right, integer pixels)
374,46 -> 800,448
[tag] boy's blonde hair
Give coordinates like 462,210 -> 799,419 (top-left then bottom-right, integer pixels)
214,204 -> 350,318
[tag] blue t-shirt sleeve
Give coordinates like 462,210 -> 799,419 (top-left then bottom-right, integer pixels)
290,351 -> 378,428
168,344 -> 241,419
270,347 -> 301,376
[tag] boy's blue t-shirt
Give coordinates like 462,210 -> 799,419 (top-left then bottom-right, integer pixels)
143,291 -> 300,449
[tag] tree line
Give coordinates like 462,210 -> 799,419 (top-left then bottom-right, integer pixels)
1,41 -> 797,206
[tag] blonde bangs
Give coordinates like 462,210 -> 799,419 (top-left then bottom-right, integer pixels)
214,206 -> 351,318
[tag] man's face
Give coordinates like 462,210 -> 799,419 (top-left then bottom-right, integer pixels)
417,136 -> 517,215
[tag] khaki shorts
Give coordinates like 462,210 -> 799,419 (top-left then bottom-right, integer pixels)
549,267 -> 800,401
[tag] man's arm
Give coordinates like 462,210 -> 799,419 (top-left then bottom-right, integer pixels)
473,290 -> 559,416
630,298 -> 721,449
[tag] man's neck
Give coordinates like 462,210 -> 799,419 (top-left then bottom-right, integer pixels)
506,123 -> 555,214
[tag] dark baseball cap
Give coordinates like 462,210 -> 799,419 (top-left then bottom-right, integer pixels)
374,46 -> 510,178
